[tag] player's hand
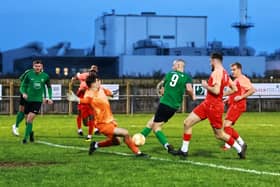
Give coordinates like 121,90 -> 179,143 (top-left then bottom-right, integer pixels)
201,80 -> 208,89
67,91 -> 80,102
223,97 -> 229,103
192,95 -> 196,101
22,93 -> 28,100
234,96 -> 243,102
46,99 -> 53,105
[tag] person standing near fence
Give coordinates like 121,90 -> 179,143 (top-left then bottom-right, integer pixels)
20,59 -> 53,144
139,59 -> 195,154
222,62 -> 255,150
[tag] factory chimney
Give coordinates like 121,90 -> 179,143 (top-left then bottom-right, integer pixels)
232,0 -> 254,56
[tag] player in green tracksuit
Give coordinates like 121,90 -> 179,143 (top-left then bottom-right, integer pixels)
20,59 -> 53,144
140,59 -> 195,154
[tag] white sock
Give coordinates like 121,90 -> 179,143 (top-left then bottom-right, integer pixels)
232,141 -> 242,153
164,143 -> 169,150
94,128 -> 99,132
95,142 -> 99,148
224,143 -> 231,148
181,140 -> 189,152
87,135 -> 92,139
236,137 -> 244,146
78,129 -> 82,132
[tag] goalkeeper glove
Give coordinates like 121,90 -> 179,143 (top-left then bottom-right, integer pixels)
67,91 -> 80,102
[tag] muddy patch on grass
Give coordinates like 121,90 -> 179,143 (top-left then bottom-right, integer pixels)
0,161 -> 60,168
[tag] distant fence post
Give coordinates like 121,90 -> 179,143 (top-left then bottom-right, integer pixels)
258,95 -> 262,112
126,81 -> 130,115
9,80 -> 14,115
68,80 -> 73,115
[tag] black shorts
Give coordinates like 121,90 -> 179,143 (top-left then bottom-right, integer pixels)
24,102 -> 42,115
154,103 -> 177,123
19,94 -> 26,106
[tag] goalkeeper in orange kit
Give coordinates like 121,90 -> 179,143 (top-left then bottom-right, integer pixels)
67,74 -> 148,157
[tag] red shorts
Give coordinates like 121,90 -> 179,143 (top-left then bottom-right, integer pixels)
193,101 -> 224,129
225,104 -> 245,125
78,104 -> 94,119
97,121 -> 118,138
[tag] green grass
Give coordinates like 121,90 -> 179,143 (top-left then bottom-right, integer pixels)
0,113 -> 280,187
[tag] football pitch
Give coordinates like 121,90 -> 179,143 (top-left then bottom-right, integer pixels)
0,113 -> 279,186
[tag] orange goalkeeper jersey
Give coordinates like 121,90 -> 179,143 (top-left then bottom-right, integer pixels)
80,87 -> 113,124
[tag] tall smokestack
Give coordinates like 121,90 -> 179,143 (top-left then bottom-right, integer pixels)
232,0 -> 254,56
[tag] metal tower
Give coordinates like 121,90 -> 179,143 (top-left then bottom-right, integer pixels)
232,0 -> 254,55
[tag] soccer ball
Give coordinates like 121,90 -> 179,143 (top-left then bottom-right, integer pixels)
132,133 -> 145,146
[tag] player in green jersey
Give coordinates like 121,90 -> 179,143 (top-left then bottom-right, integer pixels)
20,59 -> 53,144
140,59 -> 195,154
12,68 -> 34,136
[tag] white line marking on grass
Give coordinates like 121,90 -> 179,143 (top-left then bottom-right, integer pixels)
37,140 -> 280,177
258,124 -> 275,127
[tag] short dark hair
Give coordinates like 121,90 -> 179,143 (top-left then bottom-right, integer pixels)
90,65 -> 98,73
86,72 -> 98,88
210,52 -> 223,61
33,59 -> 42,65
231,62 -> 242,70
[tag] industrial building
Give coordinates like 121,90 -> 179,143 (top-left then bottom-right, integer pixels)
95,11 -> 207,56
0,0 -> 275,78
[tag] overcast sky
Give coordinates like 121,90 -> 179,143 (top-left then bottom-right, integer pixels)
0,0 -> 279,53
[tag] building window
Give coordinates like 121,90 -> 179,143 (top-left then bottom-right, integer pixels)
163,35 -> 175,39
149,35 -> 161,39
55,67 -> 60,75
63,67 -> 69,76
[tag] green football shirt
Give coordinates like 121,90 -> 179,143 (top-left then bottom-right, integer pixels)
160,71 -> 192,109
20,70 -> 52,102
19,69 -> 33,81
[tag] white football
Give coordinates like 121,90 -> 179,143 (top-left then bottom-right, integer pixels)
132,133 -> 145,146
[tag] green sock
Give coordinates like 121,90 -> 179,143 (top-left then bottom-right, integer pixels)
141,127 -> 152,137
155,131 -> 168,146
15,111 -> 25,127
24,122 -> 32,140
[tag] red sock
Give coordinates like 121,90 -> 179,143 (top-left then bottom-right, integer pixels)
76,115 -> 82,129
124,136 -> 140,154
87,120 -> 94,135
226,137 -> 235,146
231,128 -> 239,139
183,133 -> 192,141
224,126 -> 232,136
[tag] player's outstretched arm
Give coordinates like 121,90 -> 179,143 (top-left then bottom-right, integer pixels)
67,91 -> 80,102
